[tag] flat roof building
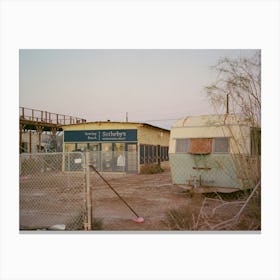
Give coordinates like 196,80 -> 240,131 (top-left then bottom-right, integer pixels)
61,121 -> 170,173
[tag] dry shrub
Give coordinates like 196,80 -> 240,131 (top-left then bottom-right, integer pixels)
92,217 -> 104,230
140,164 -> 164,174
232,189 -> 261,230
162,193 -> 204,230
163,187 -> 261,231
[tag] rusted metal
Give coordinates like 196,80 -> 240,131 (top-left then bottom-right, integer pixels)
19,107 -> 87,153
19,107 -> 86,127
192,167 -> 211,170
19,107 -> 86,133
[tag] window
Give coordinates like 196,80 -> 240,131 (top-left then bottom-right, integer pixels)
213,137 -> 229,153
176,139 -> 189,153
140,144 -> 145,164
76,143 -> 88,152
189,138 -> 212,154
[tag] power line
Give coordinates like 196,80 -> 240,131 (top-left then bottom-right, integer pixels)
136,118 -> 181,123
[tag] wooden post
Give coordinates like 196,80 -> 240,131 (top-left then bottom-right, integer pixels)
85,152 -> 92,230
51,128 -> 57,152
226,93 -> 229,114
19,124 -> 23,153
29,130 -> 32,153
157,145 -> 161,167
36,126 -> 43,152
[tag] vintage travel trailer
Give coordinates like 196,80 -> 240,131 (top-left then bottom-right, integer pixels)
169,114 -> 261,193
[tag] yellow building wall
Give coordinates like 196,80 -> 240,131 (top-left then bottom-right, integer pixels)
137,125 -> 170,146
61,122 -> 139,131
61,122 -> 170,146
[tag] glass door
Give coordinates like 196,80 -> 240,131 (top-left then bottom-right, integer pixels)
126,143 -> 138,173
102,143 -> 113,171
113,143 -> 126,172
88,143 -> 101,170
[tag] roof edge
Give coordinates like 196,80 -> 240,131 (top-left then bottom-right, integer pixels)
59,121 -> 170,132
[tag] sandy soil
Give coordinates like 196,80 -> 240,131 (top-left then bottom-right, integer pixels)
20,169 -> 259,231
20,169 -> 192,231
91,171 -> 190,231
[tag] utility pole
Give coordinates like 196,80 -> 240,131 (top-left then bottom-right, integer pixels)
126,112 -> 128,122
226,93 -> 229,114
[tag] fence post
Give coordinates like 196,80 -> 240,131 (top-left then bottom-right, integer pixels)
85,151 -> 92,230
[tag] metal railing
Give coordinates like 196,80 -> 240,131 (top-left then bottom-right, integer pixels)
19,107 -> 86,125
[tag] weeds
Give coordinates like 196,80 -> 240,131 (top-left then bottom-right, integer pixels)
162,193 -> 203,230
163,184 -> 261,231
140,164 -> 164,174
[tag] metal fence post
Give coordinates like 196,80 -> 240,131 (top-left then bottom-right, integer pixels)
85,151 -> 92,230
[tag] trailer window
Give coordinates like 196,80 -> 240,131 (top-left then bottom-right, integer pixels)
176,139 -> 189,153
213,137 -> 229,153
189,138 -> 212,154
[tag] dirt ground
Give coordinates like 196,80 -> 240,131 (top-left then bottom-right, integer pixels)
20,169 -> 194,231
91,170 -> 191,231
20,168 -> 260,231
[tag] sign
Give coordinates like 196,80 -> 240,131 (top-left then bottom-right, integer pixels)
64,129 -> 137,142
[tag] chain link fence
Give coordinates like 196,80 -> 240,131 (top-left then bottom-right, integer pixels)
19,151 -> 140,231
20,152 -> 87,230
20,150 -> 260,231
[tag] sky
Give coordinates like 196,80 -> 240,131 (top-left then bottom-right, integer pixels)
19,49 -> 257,130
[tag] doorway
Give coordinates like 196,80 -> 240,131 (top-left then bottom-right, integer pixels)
126,143 -> 138,173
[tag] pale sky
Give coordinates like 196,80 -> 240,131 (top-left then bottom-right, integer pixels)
19,49 -> 257,130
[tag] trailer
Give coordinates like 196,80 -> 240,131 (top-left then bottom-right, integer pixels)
169,114 -> 260,193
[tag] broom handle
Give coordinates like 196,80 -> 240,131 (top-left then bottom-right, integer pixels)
89,164 -> 140,218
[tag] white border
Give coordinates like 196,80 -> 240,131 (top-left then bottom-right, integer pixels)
1,1 -> 279,279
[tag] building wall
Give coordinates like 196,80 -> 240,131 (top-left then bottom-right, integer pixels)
61,122 -> 139,131
138,125 -> 170,146
61,122 -> 170,173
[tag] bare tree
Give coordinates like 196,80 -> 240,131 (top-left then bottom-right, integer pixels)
206,50 -> 261,127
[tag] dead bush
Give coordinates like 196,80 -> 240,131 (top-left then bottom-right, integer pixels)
162,193 -> 204,230
140,164 -> 164,174
162,185 -> 261,231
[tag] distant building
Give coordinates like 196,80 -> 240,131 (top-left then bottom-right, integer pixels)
20,131 -> 63,153
61,121 -> 170,173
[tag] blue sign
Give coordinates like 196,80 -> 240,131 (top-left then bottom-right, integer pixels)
64,129 -> 137,142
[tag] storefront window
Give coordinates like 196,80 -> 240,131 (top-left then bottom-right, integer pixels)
88,143 -> 101,169
65,143 -> 76,152
127,143 -> 137,172
76,143 -> 87,152
102,143 -> 113,171
113,143 -> 126,171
